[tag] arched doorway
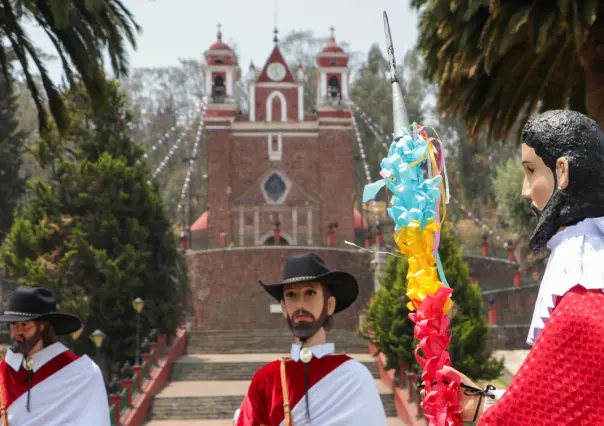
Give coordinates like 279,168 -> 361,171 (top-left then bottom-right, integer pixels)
263,236 -> 290,246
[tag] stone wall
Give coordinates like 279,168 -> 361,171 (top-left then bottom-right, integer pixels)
187,246 -> 372,331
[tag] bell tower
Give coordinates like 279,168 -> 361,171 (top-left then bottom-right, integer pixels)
203,24 -> 237,120
316,27 -> 351,119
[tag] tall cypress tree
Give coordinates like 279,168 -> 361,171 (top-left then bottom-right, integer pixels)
2,81 -> 189,363
0,79 -> 27,240
361,225 -> 503,380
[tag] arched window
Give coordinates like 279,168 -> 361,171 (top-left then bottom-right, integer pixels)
328,76 -> 340,100
213,75 -> 226,101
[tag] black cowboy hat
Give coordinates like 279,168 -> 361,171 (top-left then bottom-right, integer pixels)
0,286 -> 83,335
260,253 -> 359,313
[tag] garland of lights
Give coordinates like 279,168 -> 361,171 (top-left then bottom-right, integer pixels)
176,103 -> 208,216
149,122 -> 193,181
351,107 -> 381,230
143,126 -> 177,160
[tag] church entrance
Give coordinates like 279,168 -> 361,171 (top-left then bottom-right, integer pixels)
263,236 -> 290,246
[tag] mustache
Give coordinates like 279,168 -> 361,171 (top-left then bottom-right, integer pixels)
291,310 -> 316,321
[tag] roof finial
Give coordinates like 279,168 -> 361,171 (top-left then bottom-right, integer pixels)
217,23 -> 222,40
329,25 -> 335,40
273,27 -> 279,44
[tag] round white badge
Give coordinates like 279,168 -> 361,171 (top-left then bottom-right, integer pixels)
299,347 -> 313,363
22,357 -> 34,371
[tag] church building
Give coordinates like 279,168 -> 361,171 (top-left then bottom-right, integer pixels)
191,27 -> 368,249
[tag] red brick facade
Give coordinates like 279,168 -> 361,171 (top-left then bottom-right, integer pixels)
199,31 -> 357,248
187,247 -> 373,331
190,31 -> 370,332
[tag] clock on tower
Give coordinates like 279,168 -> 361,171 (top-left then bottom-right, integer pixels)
267,63 -> 286,81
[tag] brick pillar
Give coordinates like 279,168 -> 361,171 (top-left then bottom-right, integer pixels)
488,306 -> 497,325
158,334 -> 167,356
506,246 -> 515,261
109,395 -> 122,424
121,379 -> 133,407
180,232 -> 188,251
141,354 -> 152,377
219,232 -> 227,247
150,342 -> 160,365
364,234 -> 372,249
132,365 -> 143,391
327,230 -> 335,246
274,226 -> 281,245
206,130 -> 232,248
318,127 -> 355,245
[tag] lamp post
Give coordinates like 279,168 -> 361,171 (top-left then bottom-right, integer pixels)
132,297 -> 145,365
70,326 -> 83,351
90,329 -> 106,358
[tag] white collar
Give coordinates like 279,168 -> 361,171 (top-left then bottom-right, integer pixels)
528,217 -> 604,345
5,342 -> 69,373
290,343 -> 335,362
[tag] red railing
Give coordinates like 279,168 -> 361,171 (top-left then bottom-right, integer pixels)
108,328 -> 187,426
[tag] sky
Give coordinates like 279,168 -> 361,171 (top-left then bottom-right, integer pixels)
24,0 -> 420,81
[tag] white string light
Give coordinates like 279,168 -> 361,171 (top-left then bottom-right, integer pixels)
353,104 -> 390,150
143,126 -> 177,160
353,104 -> 505,243
351,107 -> 381,229
176,102 -> 208,216
148,122 -> 193,182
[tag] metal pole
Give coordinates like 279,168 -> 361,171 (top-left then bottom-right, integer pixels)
188,171 -> 193,250
136,312 -> 141,365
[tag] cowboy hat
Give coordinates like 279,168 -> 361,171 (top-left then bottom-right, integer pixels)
0,286 -> 83,335
259,252 -> 359,313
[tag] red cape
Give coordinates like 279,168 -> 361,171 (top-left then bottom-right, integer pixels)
236,354 -> 350,426
480,287 -> 604,425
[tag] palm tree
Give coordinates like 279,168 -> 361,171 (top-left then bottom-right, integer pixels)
411,0 -> 604,141
0,0 -> 140,134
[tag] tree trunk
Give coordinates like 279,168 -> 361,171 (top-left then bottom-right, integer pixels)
579,17 -> 604,130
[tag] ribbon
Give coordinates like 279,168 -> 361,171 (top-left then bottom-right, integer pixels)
363,123 -> 462,425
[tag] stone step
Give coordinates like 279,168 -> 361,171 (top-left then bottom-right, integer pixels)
149,394 -> 398,420
145,418 -> 408,426
170,354 -> 380,381
186,330 -> 370,354
155,379 -> 392,398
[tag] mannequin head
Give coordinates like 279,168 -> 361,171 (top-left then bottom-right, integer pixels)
520,110 -> 604,251
280,281 -> 336,346
9,320 -> 56,355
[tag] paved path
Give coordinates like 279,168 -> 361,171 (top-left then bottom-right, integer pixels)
155,378 -> 393,398
146,418 -> 408,426
177,352 -> 376,363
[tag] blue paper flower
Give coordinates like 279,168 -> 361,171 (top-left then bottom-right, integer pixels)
362,123 -> 442,231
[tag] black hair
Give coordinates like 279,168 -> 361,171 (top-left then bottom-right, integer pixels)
521,110 -> 604,250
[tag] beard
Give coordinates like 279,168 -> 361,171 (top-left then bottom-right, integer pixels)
11,329 -> 42,355
286,304 -> 330,342
529,189 -> 566,252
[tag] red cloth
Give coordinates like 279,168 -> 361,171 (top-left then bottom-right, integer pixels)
236,354 -> 350,426
480,287 -> 604,425
0,350 -> 79,409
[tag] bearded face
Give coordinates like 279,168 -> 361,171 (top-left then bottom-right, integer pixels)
280,281 -> 336,342
9,321 -> 46,355
520,110 -> 604,251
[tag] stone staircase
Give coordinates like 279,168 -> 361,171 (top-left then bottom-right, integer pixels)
145,330 -> 406,425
